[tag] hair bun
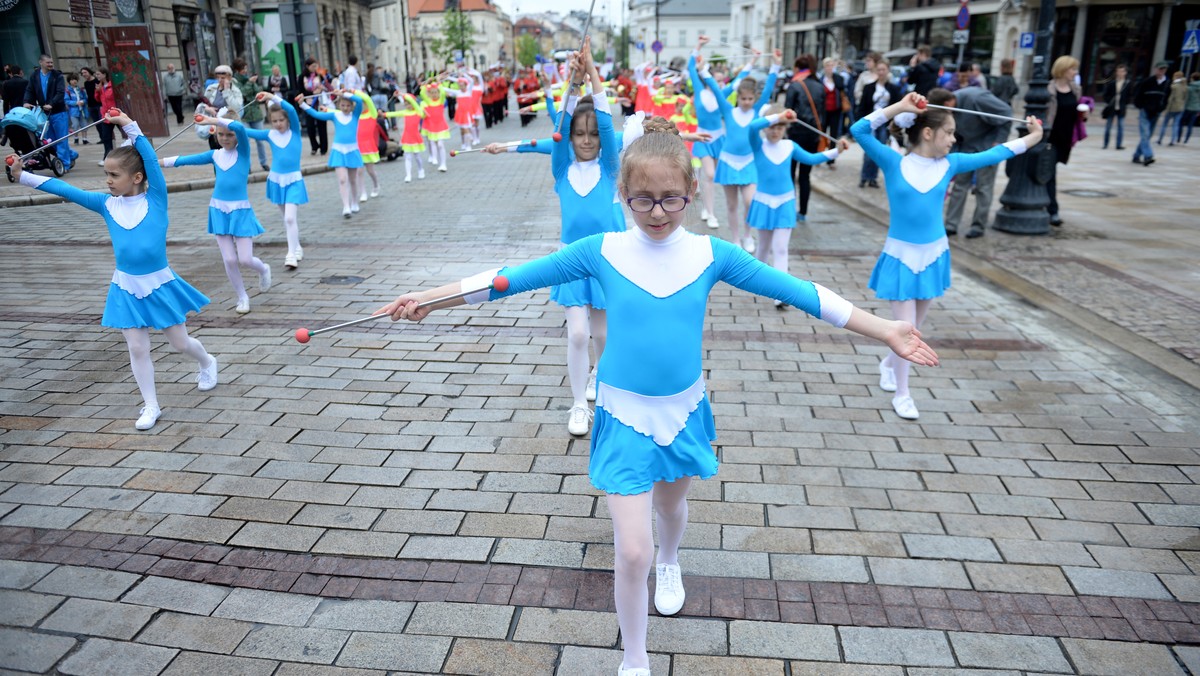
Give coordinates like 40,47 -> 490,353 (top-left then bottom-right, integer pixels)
894,112 -> 917,129
640,115 -> 679,136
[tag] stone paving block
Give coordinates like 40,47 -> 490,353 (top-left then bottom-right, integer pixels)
40,597 -> 156,639
1117,523 -> 1200,549
160,652 -> 278,676
136,492 -> 226,516
292,504 -> 382,530
427,488 -> 514,513
234,625 -> 350,664
212,496 -> 305,524
1061,638 -> 1185,676
327,465 -> 412,487
790,663 -> 903,676
514,607 -> 619,647
972,494 -> 1062,519
0,627 -> 75,672
442,637 -> 560,675
903,534 -> 1002,562
812,531 -> 907,557
310,530 -> 409,557
30,565 -> 139,600
729,620 -> 839,661
1160,573 -> 1200,602
1140,504 -> 1200,527
274,662 -> 385,675
1029,518 -> 1124,546
399,535 -> 494,562
0,504 -> 89,529
646,615 -> 729,655
852,508 -> 946,535
772,554 -> 870,582
460,512 -> 549,539
213,588 -> 322,626
1062,566 -> 1172,599
1085,544 -> 1190,573
681,549 -> 771,579
148,514 -> 243,543
334,631 -> 452,672
72,509 -> 164,535
121,576 -> 231,615
272,480 -> 358,505
839,627 -> 955,667
137,612 -> 253,652
555,646 -> 671,676
0,559 -> 56,589
58,637 -> 177,676
722,525 -> 812,554
947,632 -> 1072,672
1175,647 -> 1200,676
965,562 -> 1074,595
767,505 -> 855,530
1053,499 -> 1148,525
724,482 -> 808,505
0,589 -> 63,626
308,599 -> 416,633
229,522 -> 325,552
492,537 -> 585,568
62,486 -> 152,511
406,601 -> 514,639
664,655 -> 782,675
375,508 -> 465,535
870,558 -> 971,589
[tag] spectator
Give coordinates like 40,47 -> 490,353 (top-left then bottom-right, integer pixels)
267,64 -> 289,96
94,67 -> 116,165
301,57 -> 329,155
990,58 -> 1019,105
78,66 -> 99,133
1131,61 -> 1171,166
819,57 -> 847,149
1044,55 -> 1082,225
24,54 -> 77,170
1101,63 -> 1131,150
856,60 -> 901,189
783,54 -> 826,221
1158,71 -> 1186,145
203,64 -> 243,150
852,52 -> 883,119
1182,73 -> 1200,144
162,62 -> 187,125
944,84 -> 1014,238
2,65 -> 27,116
908,45 -> 940,96
341,55 -> 364,91
232,58 -> 268,171
66,74 -> 86,142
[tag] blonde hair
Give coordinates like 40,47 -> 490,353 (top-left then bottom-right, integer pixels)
1051,56 -> 1079,80
618,116 -> 693,193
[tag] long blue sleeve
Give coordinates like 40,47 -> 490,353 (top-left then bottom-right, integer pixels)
712,238 -> 825,317
552,108 -> 572,180
171,150 -> 215,167
230,120 -> 250,163
242,125 -> 270,140
489,236 -> 600,301
949,144 -> 1016,174
29,178 -> 108,214
791,143 -> 833,165
757,70 -> 778,109
851,117 -> 898,171
301,105 -> 335,122
597,98 -> 618,180
748,116 -> 771,154
518,138 -> 553,155
132,134 -> 167,213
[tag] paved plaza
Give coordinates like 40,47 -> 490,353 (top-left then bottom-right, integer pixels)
0,112 -> 1198,674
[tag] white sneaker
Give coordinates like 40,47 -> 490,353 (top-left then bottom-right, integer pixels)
370,188 -> 379,198
350,202 -> 360,214
196,356 -> 219,391
706,214 -> 720,229
405,175 -> 412,183
235,296 -> 250,314
295,246 -> 303,262
700,207 -> 709,220
359,192 -> 368,202
742,236 -> 756,254
258,264 -> 271,292
438,164 -> 447,172
892,395 -> 920,420
617,666 -> 651,676
418,169 -> 426,179
879,360 -> 897,392
585,372 -> 597,402
654,563 -> 686,616
285,253 -> 298,270
342,206 -> 352,219
135,405 -> 161,431
774,299 -> 786,309
97,159 -> 105,166
567,405 -> 592,436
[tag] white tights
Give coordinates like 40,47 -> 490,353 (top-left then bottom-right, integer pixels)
405,152 -> 424,178
213,235 -> 268,300
429,140 -> 445,167
357,164 -> 379,195
122,324 -> 212,409
563,305 -> 606,407
753,227 -> 792,273
723,184 -> 755,243
277,204 -> 301,256
335,167 -> 360,210
608,477 -> 693,670
884,299 -> 932,398
698,156 -> 717,217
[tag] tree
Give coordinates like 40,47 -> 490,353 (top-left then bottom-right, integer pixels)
429,8 -> 477,65
516,34 -> 540,68
617,26 -> 631,67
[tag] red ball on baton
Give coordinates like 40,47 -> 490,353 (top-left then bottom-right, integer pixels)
529,139 -> 537,147
492,275 -> 509,292
4,156 -> 13,167
916,100 -> 928,110
552,132 -> 563,142
194,114 -> 206,123
295,328 -> 311,344
449,150 -> 458,157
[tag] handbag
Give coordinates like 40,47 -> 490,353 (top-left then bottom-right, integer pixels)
840,90 -> 852,113
798,78 -> 829,152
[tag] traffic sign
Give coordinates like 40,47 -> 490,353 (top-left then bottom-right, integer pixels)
1019,32 -> 1035,50
651,40 -> 663,54
1184,30 -> 1200,55
953,30 -> 970,45
956,2 -> 970,30
635,40 -> 645,51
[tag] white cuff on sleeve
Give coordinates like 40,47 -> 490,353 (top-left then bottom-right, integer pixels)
1002,138 -> 1027,155
18,172 -> 50,188
565,95 -> 579,116
163,157 -> 178,168
822,149 -> 839,160
121,122 -> 143,140
814,284 -> 853,328
699,68 -> 711,79
765,114 -> 782,124
212,117 -> 231,128
461,268 -> 504,305
866,110 -> 890,130
770,64 -> 781,74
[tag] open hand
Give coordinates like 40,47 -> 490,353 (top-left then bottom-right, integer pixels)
885,321 -> 939,367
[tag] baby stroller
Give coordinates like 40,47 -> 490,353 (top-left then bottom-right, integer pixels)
2,107 -> 64,182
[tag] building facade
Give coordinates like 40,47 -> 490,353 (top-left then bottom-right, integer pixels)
408,0 -> 512,74
371,0 -> 414,78
628,0 -> 733,66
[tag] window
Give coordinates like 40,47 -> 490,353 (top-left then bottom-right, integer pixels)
787,0 -> 835,22
679,30 -> 687,47
720,29 -> 728,44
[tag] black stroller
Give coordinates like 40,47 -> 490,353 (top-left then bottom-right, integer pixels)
2,106 -> 65,181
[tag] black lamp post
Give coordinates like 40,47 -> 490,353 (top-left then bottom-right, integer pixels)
992,0 -> 1057,235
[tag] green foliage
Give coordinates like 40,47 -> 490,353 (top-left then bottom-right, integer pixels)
516,34 -> 540,68
429,8 -> 477,65
617,26 -> 631,67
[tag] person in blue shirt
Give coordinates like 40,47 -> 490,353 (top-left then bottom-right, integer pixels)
9,110 -> 217,431
851,91 -> 1042,421
298,90 -> 363,218
247,92 -> 309,269
378,116 -> 938,676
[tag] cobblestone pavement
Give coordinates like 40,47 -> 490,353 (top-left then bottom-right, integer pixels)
1,111 -> 1198,674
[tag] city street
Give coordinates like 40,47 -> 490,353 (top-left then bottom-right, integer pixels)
1,112 -> 1198,675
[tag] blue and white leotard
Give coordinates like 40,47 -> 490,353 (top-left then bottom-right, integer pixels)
244,94 -> 309,204
20,123 -> 209,330
462,227 -> 853,495
701,64 -> 778,185
687,53 -> 747,160
165,118 -> 264,238
746,114 -> 838,230
851,110 -> 1026,300
300,94 -> 363,169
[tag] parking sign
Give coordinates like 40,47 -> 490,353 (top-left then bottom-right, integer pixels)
1019,32 -> 1035,50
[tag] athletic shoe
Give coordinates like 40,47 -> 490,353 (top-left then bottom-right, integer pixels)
295,246 -> 303,262
405,175 -> 412,183
585,372 -> 597,402
567,405 -> 592,436
617,666 -> 651,676
285,253 -> 298,270
259,264 -> 271,292
370,188 -> 379,198
706,214 -> 720,229
197,356 -> 219,391
965,227 -> 984,239
700,207 -> 709,220
774,299 -> 786,309
343,206 -> 352,219
742,236 -> 756,254
350,203 -> 360,214
359,192 -> 369,202
97,159 -> 105,166
892,395 -> 919,420
438,164 -> 447,172
418,169 -> 426,179
235,296 -> 250,314
878,360 -> 897,392
654,563 -> 686,616
135,405 -> 161,431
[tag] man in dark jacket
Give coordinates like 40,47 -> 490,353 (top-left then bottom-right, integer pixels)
944,85 -> 1014,238
907,45 -> 941,96
1131,61 -> 1171,166
25,54 -> 77,170
855,60 -> 901,189
784,54 -> 827,222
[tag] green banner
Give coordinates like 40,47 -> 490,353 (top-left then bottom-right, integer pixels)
253,10 -> 287,76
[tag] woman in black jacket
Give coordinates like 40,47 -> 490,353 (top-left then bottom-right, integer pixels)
855,61 -> 902,188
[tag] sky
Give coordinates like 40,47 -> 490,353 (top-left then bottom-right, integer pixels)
491,0 -> 627,32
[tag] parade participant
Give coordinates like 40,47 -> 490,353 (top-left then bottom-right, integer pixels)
9,109 -> 218,430
515,68 -> 540,127
688,37 -> 754,229
851,92 -> 1042,420
747,106 -> 844,299
699,49 -> 781,253
386,91 -> 427,182
445,76 -> 478,152
246,92 -> 308,269
298,89 -> 364,218
162,108 -> 271,314
420,80 -> 452,172
379,118 -> 937,676
353,90 -> 383,201
632,62 -> 656,114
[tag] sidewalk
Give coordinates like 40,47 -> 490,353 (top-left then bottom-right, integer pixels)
0,123 -> 335,208
810,118 -> 1200,389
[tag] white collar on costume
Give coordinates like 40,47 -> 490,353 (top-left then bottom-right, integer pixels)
268,129 -> 292,147
899,152 -> 950,194
761,139 -> 793,165
213,148 -> 238,171
105,193 -> 149,231
600,227 -> 713,298
731,107 -> 754,127
567,159 -> 601,197
334,110 -> 353,125
698,88 -> 719,112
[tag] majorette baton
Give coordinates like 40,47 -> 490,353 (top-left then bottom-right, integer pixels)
916,99 -> 1034,125
5,110 -> 114,166
294,276 -> 511,343
450,139 -> 537,156
551,0 -> 599,142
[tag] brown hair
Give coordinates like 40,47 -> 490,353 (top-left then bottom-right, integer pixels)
267,103 -> 286,122
619,116 -> 692,193
891,108 -> 954,147
1000,58 -> 1014,75
105,146 -> 146,189
917,45 -> 932,57
736,77 -> 758,98
927,87 -> 956,107
569,94 -> 596,137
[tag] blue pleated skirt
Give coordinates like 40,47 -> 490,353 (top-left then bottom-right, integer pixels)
267,179 -> 309,205
868,249 -> 952,301
101,275 -> 209,330
590,395 -> 719,496
207,207 -> 265,237
328,148 -> 363,169
714,159 -> 756,186
691,136 -> 724,159
747,199 -> 797,231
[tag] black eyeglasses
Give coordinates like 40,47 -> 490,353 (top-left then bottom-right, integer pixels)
626,195 -> 690,213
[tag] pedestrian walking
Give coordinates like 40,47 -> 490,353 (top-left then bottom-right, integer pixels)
1101,64 -> 1132,149
819,57 -> 848,145
1159,71 -> 1187,145
7,109 -> 217,431
1044,56 -> 1082,226
94,68 -> 116,165
1131,61 -> 1171,166
784,54 -> 829,223
379,114 -> 937,676
907,45 -> 941,97
161,108 -> 271,315
162,63 -> 187,124
850,91 -> 1042,421
943,84 -> 1015,238
1182,73 -> 1200,144
25,54 -> 77,171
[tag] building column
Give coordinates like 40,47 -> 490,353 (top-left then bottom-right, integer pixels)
1153,4 -> 1172,67
1070,3 -> 1087,65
